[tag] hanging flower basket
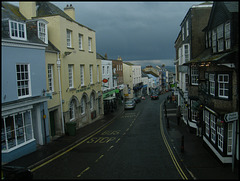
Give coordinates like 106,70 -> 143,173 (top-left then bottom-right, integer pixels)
216,120 -> 224,127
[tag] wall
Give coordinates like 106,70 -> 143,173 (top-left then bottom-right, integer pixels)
1,45 -> 46,103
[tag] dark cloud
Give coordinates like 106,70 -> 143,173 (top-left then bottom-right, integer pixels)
53,1 -> 200,61
8,1 -> 202,65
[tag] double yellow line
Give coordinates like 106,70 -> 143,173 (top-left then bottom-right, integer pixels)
160,102 -> 188,180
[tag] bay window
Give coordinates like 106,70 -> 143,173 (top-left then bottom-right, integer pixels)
1,110 -> 34,151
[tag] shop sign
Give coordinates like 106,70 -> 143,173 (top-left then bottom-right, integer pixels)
224,112 -> 238,123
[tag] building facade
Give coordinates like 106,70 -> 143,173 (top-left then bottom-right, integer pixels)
1,2 -> 49,163
185,1 -> 239,164
175,2 -> 213,128
18,2 -> 103,134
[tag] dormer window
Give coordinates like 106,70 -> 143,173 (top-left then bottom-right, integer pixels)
9,20 -> 27,40
38,21 -> 48,44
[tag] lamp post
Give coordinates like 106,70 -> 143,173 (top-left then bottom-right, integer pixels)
57,53 -> 65,134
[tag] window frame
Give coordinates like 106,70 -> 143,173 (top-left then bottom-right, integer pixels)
90,65 -> 93,84
80,65 -> 85,86
1,110 -> 34,152
191,66 -> 198,85
212,29 -> 217,53
218,74 -> 229,99
68,65 -> 74,89
9,20 -> 27,40
16,64 -> 31,99
210,114 -> 216,143
225,22 -> 231,50
217,121 -> 224,152
209,74 -> 215,96
67,29 -> 72,48
88,37 -> 92,52
204,110 -> 210,137
79,33 -> 83,50
37,21 -> 48,44
48,64 -> 54,92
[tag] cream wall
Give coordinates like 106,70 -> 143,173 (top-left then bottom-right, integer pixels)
40,14 -> 102,127
123,63 -> 133,99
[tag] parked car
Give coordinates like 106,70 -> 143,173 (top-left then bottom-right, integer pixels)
151,94 -> 159,100
124,99 -> 136,110
133,97 -> 141,103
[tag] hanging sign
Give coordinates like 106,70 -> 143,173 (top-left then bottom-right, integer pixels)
102,79 -> 108,83
224,112 -> 238,123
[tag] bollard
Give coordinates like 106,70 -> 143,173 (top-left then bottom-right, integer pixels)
167,118 -> 170,129
181,135 -> 184,153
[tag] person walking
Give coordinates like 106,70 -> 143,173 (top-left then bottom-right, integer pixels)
196,113 -> 202,137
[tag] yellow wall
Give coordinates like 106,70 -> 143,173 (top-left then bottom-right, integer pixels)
41,15 -> 102,122
123,63 -> 133,99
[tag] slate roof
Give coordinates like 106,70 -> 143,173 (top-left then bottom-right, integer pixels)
36,2 -> 95,32
223,1 -> 239,13
1,2 -> 46,46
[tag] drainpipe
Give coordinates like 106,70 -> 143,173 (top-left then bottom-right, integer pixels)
57,52 -> 65,134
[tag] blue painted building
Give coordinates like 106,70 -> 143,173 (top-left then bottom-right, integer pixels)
1,2 -> 50,163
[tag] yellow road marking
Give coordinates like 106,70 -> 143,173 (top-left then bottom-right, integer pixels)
30,120 -> 114,172
95,155 -> 104,162
160,102 -> 188,180
77,167 -> 90,178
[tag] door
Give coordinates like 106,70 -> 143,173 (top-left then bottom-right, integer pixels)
49,111 -> 56,137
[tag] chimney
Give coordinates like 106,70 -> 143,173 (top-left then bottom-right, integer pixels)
64,4 -> 75,20
104,53 -> 108,59
19,1 -> 36,19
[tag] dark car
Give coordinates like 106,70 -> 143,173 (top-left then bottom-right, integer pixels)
124,99 -> 136,110
133,97 -> 141,103
151,94 -> 159,100
1,165 -> 33,180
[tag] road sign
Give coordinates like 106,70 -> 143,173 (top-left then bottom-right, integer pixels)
224,112 -> 238,122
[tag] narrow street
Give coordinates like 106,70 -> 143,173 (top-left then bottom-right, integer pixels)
31,93 -> 191,179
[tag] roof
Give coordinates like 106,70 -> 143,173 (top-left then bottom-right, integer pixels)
183,49 -> 237,65
36,2 -> 95,32
1,2 -> 46,46
223,1 -> 239,13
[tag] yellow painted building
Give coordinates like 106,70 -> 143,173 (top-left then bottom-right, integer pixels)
19,2 -> 103,137
123,63 -> 134,99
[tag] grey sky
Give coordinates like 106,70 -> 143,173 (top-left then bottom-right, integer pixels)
8,1 -> 203,68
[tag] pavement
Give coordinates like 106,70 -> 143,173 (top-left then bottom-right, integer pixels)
4,97 -> 239,179
164,101 -> 239,179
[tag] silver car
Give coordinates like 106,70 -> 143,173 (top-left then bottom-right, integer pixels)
124,99 -> 136,110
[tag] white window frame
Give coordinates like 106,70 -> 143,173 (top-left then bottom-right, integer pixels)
48,64 -> 54,92
191,66 -> 198,85
210,114 -> 216,143
217,121 -> 224,152
79,34 -> 83,50
67,29 -> 72,48
68,65 -> 74,88
9,20 -> 27,40
183,44 -> 190,63
186,20 -> 189,37
217,24 -> 224,52
218,74 -> 229,98
209,74 -> 215,96
205,110 -> 210,137
38,21 -> 48,44
90,65 -> 93,84
80,65 -> 85,86
191,100 -> 197,123
225,22 -> 231,50
16,64 -> 31,98
227,123 -> 233,155
88,37 -> 92,51
1,110 -> 34,152
212,29 -> 217,53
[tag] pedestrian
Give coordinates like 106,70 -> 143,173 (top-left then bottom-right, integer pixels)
196,114 -> 202,137
177,106 -> 181,125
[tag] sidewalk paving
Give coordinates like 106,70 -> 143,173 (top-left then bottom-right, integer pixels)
164,101 -> 239,179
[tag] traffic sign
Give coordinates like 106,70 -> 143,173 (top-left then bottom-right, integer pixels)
224,112 -> 238,122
